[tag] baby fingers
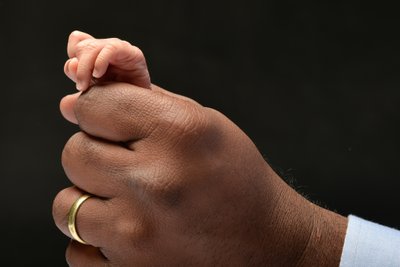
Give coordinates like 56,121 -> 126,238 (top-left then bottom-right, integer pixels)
67,30 -> 94,58
92,40 -> 132,78
64,57 -> 78,82
74,39 -> 104,91
94,40 -> 150,89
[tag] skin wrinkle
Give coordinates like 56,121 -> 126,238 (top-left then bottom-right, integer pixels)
143,95 -> 178,141
62,133 -> 134,197
99,89 -> 141,139
109,87 -> 165,141
156,112 -> 206,154
295,204 -> 317,267
74,90 -> 102,134
125,151 -> 180,195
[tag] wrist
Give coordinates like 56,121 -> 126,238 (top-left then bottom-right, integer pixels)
295,204 -> 347,266
263,177 -> 347,266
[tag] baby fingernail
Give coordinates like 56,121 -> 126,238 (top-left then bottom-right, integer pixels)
76,83 -> 82,91
92,70 -> 99,78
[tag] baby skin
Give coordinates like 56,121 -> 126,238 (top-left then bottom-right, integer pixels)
64,30 -> 151,91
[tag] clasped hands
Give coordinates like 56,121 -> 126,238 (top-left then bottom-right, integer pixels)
52,32 -> 346,267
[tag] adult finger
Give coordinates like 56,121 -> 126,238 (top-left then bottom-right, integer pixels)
59,85 -> 175,126
67,30 -> 94,58
60,92 -> 80,124
66,240 -> 109,267
60,85 -> 161,126
62,132 -> 138,198
74,82 -> 203,143
52,186 -> 114,248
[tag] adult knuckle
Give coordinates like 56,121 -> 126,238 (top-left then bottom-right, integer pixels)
62,132 -> 134,184
65,242 -> 79,267
164,102 -> 209,142
52,188 -> 70,228
63,132 -> 106,168
62,132 -> 86,168
65,243 -> 73,265
115,214 -> 156,249
151,172 -> 185,208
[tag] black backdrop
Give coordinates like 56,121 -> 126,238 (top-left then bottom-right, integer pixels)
1,0 -> 399,265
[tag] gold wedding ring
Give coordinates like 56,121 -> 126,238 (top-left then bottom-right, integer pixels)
68,194 -> 92,245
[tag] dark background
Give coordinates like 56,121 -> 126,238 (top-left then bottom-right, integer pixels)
1,0 -> 399,265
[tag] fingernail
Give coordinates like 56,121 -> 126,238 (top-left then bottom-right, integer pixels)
92,69 -> 99,78
76,83 -> 82,91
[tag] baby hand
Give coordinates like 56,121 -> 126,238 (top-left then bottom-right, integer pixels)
64,30 -> 151,91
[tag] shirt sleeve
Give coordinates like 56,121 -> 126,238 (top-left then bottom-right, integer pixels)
339,215 -> 400,267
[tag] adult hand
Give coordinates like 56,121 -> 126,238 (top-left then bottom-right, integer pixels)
53,83 -> 347,266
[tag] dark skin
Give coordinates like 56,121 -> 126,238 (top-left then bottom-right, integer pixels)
53,83 -> 347,266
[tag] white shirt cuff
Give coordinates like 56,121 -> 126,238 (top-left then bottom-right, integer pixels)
340,215 -> 400,267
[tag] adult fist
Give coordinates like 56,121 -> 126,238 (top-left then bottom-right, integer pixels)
53,83 -> 346,266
